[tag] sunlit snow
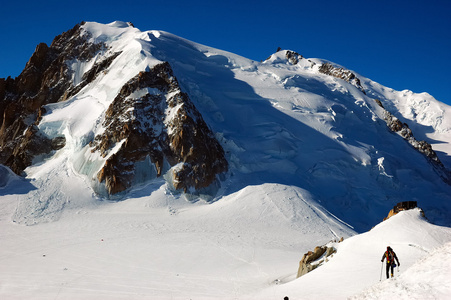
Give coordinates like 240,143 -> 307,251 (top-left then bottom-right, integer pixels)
1,21 -> 451,299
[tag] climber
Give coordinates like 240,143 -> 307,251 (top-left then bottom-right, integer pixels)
381,246 -> 400,278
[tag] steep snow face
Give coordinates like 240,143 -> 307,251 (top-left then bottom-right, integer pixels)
141,32 -> 451,229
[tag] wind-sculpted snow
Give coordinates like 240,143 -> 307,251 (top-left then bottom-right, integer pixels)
2,189 -> 450,299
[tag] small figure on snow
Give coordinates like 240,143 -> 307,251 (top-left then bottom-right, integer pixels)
381,246 -> 400,278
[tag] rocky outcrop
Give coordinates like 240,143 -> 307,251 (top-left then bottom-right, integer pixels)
285,50 -> 303,65
4,124 -> 65,174
374,99 -> 451,184
265,49 -> 316,68
318,62 -> 366,94
0,22 -> 104,174
91,62 -> 228,194
383,201 -> 425,221
296,240 -> 341,278
297,246 -> 327,277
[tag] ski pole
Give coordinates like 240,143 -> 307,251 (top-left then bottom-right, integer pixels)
379,262 -> 383,281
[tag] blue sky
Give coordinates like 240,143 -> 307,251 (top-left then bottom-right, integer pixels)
1,0 -> 450,105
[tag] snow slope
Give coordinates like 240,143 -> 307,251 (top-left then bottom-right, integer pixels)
139,28 -> 451,229
251,209 -> 451,300
0,183 -> 354,299
1,191 -> 450,299
1,21 -> 451,299
350,241 -> 451,300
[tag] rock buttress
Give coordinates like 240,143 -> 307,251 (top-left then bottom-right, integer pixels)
92,62 -> 228,194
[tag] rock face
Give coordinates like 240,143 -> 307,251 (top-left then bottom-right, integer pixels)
318,62 -> 366,94
91,62 -> 228,194
0,22 -> 102,174
0,22 -> 228,195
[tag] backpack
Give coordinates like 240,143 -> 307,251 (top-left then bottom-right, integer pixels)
386,250 -> 394,263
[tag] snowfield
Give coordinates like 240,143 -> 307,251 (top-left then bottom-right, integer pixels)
1,21 -> 451,299
1,182 -> 354,299
1,187 -> 450,299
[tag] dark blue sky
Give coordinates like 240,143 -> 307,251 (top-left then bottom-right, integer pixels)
1,0 -> 450,105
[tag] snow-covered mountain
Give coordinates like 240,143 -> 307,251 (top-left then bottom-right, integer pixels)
1,21 -> 451,299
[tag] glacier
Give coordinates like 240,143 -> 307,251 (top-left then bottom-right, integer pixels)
2,20 -> 450,228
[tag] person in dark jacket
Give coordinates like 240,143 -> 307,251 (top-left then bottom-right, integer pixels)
381,246 -> 400,278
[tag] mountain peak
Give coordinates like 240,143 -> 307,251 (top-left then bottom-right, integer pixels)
0,21 -> 228,198
0,21 -> 450,229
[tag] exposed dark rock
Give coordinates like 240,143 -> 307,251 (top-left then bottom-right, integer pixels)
378,100 -> 441,163
318,62 -> 366,94
383,201 -> 424,221
374,99 -> 384,109
285,50 -> 303,65
265,49 -> 305,65
5,124 -> 65,175
91,62 -> 228,194
0,22 -> 106,175
51,136 -> 66,150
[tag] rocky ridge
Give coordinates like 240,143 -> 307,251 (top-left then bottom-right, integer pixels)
275,49 -> 365,94
374,99 -> 451,184
318,62 -> 366,94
